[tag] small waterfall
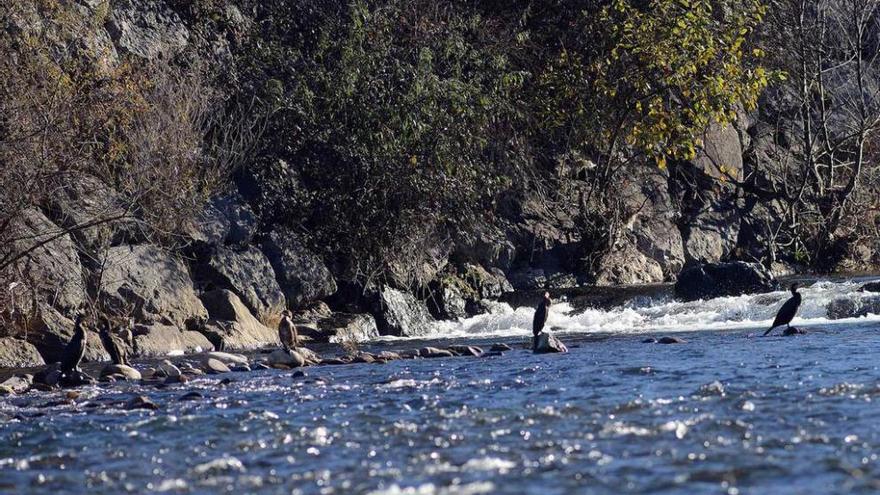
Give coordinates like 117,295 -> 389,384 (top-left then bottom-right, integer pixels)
423,278 -> 880,339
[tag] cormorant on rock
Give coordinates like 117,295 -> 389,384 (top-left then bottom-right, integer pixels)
763,283 -> 802,336
532,292 -> 552,350
278,310 -> 298,351
99,316 -> 129,366
60,313 -> 87,376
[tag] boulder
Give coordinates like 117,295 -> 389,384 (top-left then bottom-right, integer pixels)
490,343 -> 513,352
157,360 -> 181,377
2,209 -> 85,311
203,352 -> 248,366
99,244 -> 208,330
860,282 -> 880,293
132,324 -> 213,358
198,290 -> 279,350
192,245 -> 285,321
191,191 -> 259,247
534,333 -> 568,354
674,261 -> 778,302
0,338 -> 45,368
658,336 -> 686,344
0,375 -> 32,394
125,395 -> 160,411
312,313 -> 379,343
461,264 -> 514,300
267,349 -> 305,368
261,231 -> 337,307
373,288 -> 434,337
595,243 -> 665,286
448,345 -> 483,357
100,364 -> 141,380
427,282 -> 469,321
26,307 -> 108,363
203,358 -> 230,374
826,295 -> 880,320
107,0 -> 189,60
418,347 -> 455,358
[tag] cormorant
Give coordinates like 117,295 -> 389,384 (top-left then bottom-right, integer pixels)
278,310 -> 298,351
60,313 -> 87,376
763,283 -> 802,336
532,292 -> 552,350
99,316 -> 129,366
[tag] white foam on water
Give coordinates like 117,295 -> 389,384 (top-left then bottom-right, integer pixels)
410,279 -> 880,339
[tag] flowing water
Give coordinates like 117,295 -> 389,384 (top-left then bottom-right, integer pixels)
3,279 -> 880,494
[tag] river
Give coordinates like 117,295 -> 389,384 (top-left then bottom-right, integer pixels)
2,279 -> 880,494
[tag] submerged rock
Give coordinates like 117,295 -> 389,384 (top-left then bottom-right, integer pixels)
448,345 -> 483,357
657,336 -> 686,344
534,333 -> 568,354
783,326 -> 805,336
125,395 -> 160,411
418,347 -> 455,358
674,261 -> 778,301
490,343 -> 513,352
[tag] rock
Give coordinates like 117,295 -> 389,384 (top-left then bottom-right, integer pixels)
351,353 -> 375,364
261,231 -> 337,307
320,358 -> 350,365
508,268 -> 548,290
199,290 -> 279,350
428,282 -> 468,321
534,333 -> 568,354
132,324 -> 213,358
447,345 -> 483,357
100,364 -> 141,381
376,351 -> 401,361
203,352 -> 248,366
192,245 -> 285,321
99,244 -> 208,330
254,362 -> 271,370
193,192 -> 258,246
642,337 -> 658,344
59,370 -> 96,387
860,282 -> 880,293
0,338 -> 45,368
125,395 -> 159,411
179,391 -> 203,401
489,343 -> 513,352
157,360 -> 181,378
203,358 -> 230,374
783,326 -> 805,336
0,375 -> 32,394
658,336 -> 686,344
374,288 -> 434,337
267,349 -> 305,368
313,313 -> 379,343
699,380 -> 726,396
231,364 -> 251,372
461,264 -> 514,300
292,301 -> 333,322
674,261 -> 778,302
418,347 -> 455,358
164,374 -> 189,385
296,347 -> 321,365
595,243 -> 665,286
1,209 -> 85,311
107,0 -> 189,60
25,307 -> 108,364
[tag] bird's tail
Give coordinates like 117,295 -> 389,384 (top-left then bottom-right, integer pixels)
762,326 -> 775,336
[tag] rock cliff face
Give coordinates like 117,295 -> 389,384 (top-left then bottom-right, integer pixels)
1,0 -> 877,366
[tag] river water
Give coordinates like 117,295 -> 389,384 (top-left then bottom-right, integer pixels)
2,279 -> 880,494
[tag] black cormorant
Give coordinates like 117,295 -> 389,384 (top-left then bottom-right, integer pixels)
532,292 -> 552,350
278,310 -> 298,351
60,313 -> 87,376
99,316 -> 129,366
763,283 -> 802,336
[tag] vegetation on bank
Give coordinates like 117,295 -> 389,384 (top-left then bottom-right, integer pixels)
1,0 -> 879,330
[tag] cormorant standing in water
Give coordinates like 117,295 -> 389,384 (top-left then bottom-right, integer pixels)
532,292 -> 552,350
60,313 -> 87,376
763,283 -> 802,336
98,316 -> 129,366
278,310 -> 298,351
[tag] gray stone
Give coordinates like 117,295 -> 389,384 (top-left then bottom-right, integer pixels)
203,352 -> 248,366
374,288 -> 433,337
674,261 -> 778,301
99,244 -> 208,330
267,349 -> 305,368
595,243 -> 665,286
193,246 -> 285,321
447,345 -> 483,357
2,209 -> 85,311
107,0 -> 189,60
418,347 -> 455,358
827,295 -> 880,320
132,324 -> 213,358
203,358 -> 230,374
261,231 -> 337,307
125,395 -> 160,411
199,290 -> 279,350
0,375 -> 32,394
0,338 -> 45,368
658,336 -> 686,344
101,364 -> 141,380
312,313 -> 379,343
534,333 -> 568,354
157,360 -> 181,378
